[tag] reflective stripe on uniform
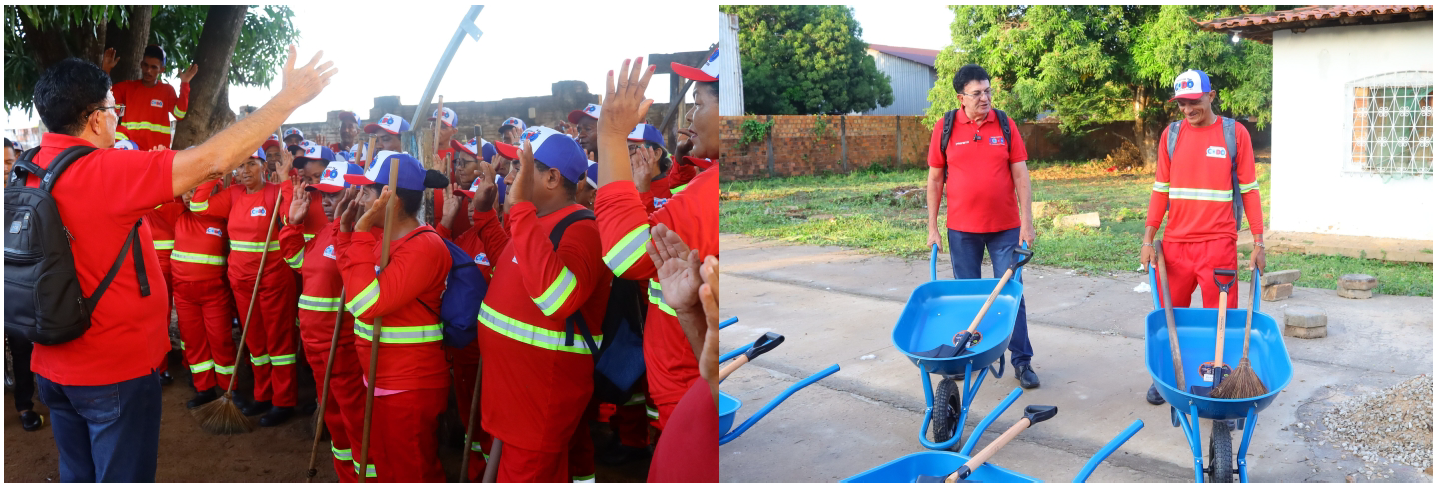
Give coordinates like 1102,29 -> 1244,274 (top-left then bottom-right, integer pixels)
188,200 -> 209,211
304,233 -> 316,241
173,106 -> 186,119
353,320 -> 442,344
1238,181 -> 1259,193
603,225 -> 651,276
270,354 -> 297,366
624,393 -> 646,406
646,405 -> 659,419
477,304 -> 601,354
250,354 -> 270,366
670,182 -> 690,194
299,294 -> 343,312
353,462 -> 376,478
231,240 -> 281,252
1152,181 -> 1170,193
573,475 -> 596,483
1168,187 -> 1233,202
171,250 -> 225,265
215,363 -> 236,375
534,267 -> 577,316
332,446 -> 352,461
648,280 -> 676,316
285,250 -> 304,269
152,240 -> 175,250
346,280 -> 380,316
121,121 -> 172,135
189,360 -> 214,373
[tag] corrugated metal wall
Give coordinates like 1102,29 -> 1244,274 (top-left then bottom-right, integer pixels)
861,51 -> 936,116
719,13 -> 745,116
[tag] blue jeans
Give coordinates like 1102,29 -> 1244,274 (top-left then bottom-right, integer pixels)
947,227 -> 1034,367
37,370 -> 162,482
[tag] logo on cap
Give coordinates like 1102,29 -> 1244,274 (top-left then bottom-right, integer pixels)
523,129 -> 541,142
383,116 -> 393,125
324,166 -> 338,180
708,49 -> 719,63
1176,78 -> 1196,90
584,105 -> 597,114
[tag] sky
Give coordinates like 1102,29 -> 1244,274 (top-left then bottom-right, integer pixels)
848,4 -> 955,53
6,3 -> 713,132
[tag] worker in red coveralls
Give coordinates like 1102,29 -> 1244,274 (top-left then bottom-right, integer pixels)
172,179 -> 238,409
337,151 -> 453,482
593,54 -> 719,433
279,161 -> 368,482
101,45 -> 195,151
283,142 -> 337,242
1139,69 -> 1265,405
431,112 -> 474,238
474,127 -> 612,483
189,148 -> 299,427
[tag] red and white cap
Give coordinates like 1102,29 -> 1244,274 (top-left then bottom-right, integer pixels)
455,177 -> 482,198
451,137 -> 483,158
339,111 -> 361,125
429,107 -> 457,128
262,134 -> 283,151
567,103 -> 602,124
672,48 -> 719,83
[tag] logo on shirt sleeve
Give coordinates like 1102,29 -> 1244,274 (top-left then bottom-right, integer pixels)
654,198 -> 670,209
205,227 -> 223,237
1206,146 -> 1228,158
250,206 -> 267,217
323,245 -> 336,259
474,253 -> 490,266
989,136 -> 1006,146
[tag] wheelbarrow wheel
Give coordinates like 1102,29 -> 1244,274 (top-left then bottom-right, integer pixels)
1208,420 -> 1234,483
932,377 -> 962,445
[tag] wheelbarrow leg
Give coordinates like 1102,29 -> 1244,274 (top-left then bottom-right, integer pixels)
1174,404 -> 1205,483
1237,408 -> 1259,483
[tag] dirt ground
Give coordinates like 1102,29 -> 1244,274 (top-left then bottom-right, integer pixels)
4,352 -> 651,482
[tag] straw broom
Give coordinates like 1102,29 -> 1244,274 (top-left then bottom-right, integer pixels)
304,288 -> 347,482
1210,270 -> 1268,399
193,179 -> 286,434
356,153 -> 400,483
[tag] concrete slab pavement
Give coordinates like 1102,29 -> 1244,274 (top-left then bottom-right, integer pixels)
719,234 -> 1433,483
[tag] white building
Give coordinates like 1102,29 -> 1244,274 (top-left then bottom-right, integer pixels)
1203,6 -> 1433,260
861,44 -> 939,116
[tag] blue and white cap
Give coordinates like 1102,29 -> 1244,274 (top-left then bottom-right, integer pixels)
482,141 -> 499,162
672,48 -> 718,82
337,150 -> 355,162
283,127 -> 304,142
345,151 -> 428,191
626,123 -> 665,148
492,127 -> 587,183
567,103 -> 602,124
250,148 -> 267,161
298,141 -> 336,162
114,139 -> 139,150
1170,70 -> 1212,101
451,138 -> 482,158
310,161 -> 363,193
364,113 -> 411,135
584,160 -> 599,189
499,117 -> 527,133
429,107 -> 457,128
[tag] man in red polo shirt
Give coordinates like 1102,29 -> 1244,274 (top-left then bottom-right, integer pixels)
17,48 -> 334,482
1139,69 -> 1265,405
925,64 -> 1039,389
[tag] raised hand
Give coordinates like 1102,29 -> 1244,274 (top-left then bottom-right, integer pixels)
279,44 -> 338,107
472,160 -> 498,212
632,145 -> 657,193
440,182 -> 460,229
178,63 -> 199,84
675,128 -> 696,161
288,180 -> 311,225
275,146 -> 293,183
101,48 -> 119,74
598,57 -> 657,138
510,140 -> 537,205
648,224 -> 701,312
355,186 -> 392,233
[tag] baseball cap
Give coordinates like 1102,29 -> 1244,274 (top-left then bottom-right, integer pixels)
114,140 -> 139,150
672,48 -> 719,83
481,141 -> 498,162
626,123 -> 665,148
429,107 -> 457,128
339,111 -> 361,125
1170,70 -> 1212,102
455,177 -> 481,198
365,114 -> 412,135
310,161 -> 364,193
498,117 -> 527,133
250,148 -> 267,161
584,160 -> 598,189
337,150 -> 355,162
346,151 -> 429,191
283,127 -> 304,142
298,142 -> 336,162
567,103 -> 602,124
492,127 -> 587,183
262,134 -> 283,151
451,138 -> 482,158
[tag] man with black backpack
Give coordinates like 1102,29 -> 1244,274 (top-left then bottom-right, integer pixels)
4,49 -> 334,482
926,64 -> 1040,390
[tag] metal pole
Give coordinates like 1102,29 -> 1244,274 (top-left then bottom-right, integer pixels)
411,6 -> 484,128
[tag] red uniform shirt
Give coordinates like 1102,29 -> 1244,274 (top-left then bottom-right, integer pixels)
927,110 -> 1029,233
280,220 -> 356,347
111,80 -> 190,150
1145,119 -> 1263,242
170,203 -> 230,282
338,226 -> 451,390
595,166 -> 720,410
144,199 -> 182,258
477,203 -> 611,453
641,175 -> 676,214
667,162 -> 697,190
189,180 -> 288,281
25,133 -> 175,385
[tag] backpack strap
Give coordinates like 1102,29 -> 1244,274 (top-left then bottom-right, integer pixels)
939,110 -> 956,185
546,208 -> 600,358
994,109 -> 1013,155
87,221 -> 146,311
547,208 -> 596,250
1166,120 -> 1182,161
9,147 -> 42,187
404,228 -> 443,317
1222,116 -> 1244,231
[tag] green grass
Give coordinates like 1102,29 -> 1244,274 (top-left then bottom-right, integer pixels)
722,160 -> 1432,297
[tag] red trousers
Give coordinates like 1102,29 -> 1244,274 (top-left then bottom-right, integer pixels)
358,386 -> 447,483
1158,238 -> 1241,309
174,278 -> 236,391
610,391 -> 652,448
498,441 -> 569,483
453,360 -> 493,483
568,401 -> 598,483
157,254 -> 173,373
230,269 -> 299,406
300,309 -> 365,483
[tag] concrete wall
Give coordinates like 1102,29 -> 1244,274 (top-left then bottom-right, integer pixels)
1271,22 -> 1433,241
862,51 -> 936,116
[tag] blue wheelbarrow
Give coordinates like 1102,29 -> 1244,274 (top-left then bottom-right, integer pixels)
842,387 -> 1145,483
718,327 -> 841,445
1145,263 -> 1293,482
893,244 -> 1031,450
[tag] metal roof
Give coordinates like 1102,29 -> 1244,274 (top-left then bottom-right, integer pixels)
1198,5 -> 1433,43
866,44 -> 940,67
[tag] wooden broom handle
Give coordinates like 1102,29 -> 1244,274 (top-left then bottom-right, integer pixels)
1155,241 -> 1187,392
357,155 -> 403,483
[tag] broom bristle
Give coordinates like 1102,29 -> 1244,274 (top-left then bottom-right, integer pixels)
1209,357 -> 1267,399
193,393 -> 256,434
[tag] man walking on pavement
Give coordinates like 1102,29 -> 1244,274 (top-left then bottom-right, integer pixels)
925,64 -> 1039,389
1140,69 -> 1266,405
101,45 -> 196,151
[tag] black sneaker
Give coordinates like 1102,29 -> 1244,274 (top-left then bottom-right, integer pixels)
259,406 -> 295,427
20,410 -> 44,431
1146,383 -> 1166,405
242,400 -> 273,417
159,371 -> 174,386
186,388 -> 220,409
1014,364 -> 1040,389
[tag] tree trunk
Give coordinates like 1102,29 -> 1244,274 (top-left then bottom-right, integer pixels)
1133,84 -> 1160,169
172,5 -> 246,149
106,6 -> 153,84
19,10 -> 73,71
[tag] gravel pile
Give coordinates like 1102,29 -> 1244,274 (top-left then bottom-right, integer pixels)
1320,374 -> 1433,470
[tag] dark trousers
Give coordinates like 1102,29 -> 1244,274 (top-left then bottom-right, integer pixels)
947,227 -> 1034,367
5,328 -> 36,412
37,370 -> 162,483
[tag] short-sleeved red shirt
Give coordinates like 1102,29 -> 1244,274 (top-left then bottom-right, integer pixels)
927,109 -> 1029,233
25,133 -> 176,386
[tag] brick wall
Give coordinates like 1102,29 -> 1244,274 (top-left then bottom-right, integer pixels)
721,115 -> 932,180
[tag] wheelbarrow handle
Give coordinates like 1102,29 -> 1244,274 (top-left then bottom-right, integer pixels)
1212,268 -> 1238,293
958,387 -> 1024,455
1072,419 -> 1145,483
719,364 -> 840,445
931,243 -> 941,282
719,317 -> 739,329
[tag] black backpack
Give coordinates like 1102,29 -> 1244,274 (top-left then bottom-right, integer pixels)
5,146 -> 151,345
939,108 -> 1013,184
550,209 -> 648,404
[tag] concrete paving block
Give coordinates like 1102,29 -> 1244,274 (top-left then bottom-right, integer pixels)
1263,269 -> 1302,286
1337,287 -> 1374,299
1284,305 -> 1328,328
1263,283 -> 1294,302
1055,212 -> 1101,228
1285,325 -> 1328,339
1338,273 -> 1379,291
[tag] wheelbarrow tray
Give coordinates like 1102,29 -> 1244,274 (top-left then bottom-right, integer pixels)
1144,307 -> 1293,420
894,278 -> 1022,376
841,451 -> 1037,483
719,391 -> 741,436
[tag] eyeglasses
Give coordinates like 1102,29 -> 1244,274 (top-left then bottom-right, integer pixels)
92,104 -> 125,118
961,89 -> 992,99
